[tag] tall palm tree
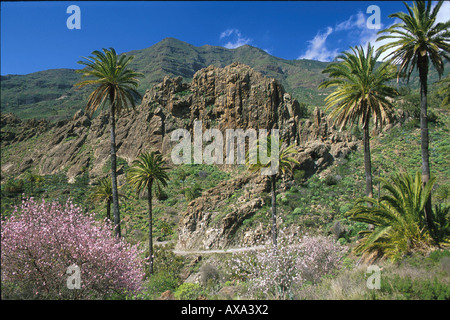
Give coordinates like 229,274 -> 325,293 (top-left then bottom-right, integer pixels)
347,172 -> 435,262
246,137 -> 299,247
319,43 -> 398,203
76,48 -> 143,237
376,0 -> 450,232
128,151 -> 170,275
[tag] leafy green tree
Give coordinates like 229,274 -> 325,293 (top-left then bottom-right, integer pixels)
347,172 -> 435,261
319,43 -> 397,203
246,137 -> 299,247
76,48 -> 143,237
127,151 -> 170,274
376,0 -> 450,231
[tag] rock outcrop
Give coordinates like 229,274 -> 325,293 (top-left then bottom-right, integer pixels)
1,62 -> 360,250
175,107 -> 358,251
1,63 -> 303,183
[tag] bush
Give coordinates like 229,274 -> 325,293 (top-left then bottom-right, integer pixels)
199,264 -> 220,286
228,229 -> 347,299
142,271 -> 180,299
174,282 -> 203,300
324,175 -> 339,186
1,198 -> 145,299
380,275 -> 450,300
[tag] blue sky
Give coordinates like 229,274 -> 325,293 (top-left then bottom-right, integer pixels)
1,1 -> 449,75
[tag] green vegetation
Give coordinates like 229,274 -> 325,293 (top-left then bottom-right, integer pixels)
347,172 -> 437,261
127,151 -> 170,274
1,1 -> 449,301
377,0 -> 450,232
90,176 -> 114,221
320,43 -> 398,202
246,138 -> 299,247
75,47 -> 143,237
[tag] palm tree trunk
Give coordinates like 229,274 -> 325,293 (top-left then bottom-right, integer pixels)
363,119 -> 373,200
418,55 -> 434,234
106,199 -> 111,221
110,106 -> 121,237
363,118 -> 374,231
148,180 -> 154,275
271,175 -> 278,248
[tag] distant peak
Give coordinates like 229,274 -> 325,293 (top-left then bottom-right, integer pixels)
158,37 -> 190,45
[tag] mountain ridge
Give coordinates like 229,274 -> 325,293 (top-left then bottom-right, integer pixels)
1,37 -> 448,122
1,37 -> 330,121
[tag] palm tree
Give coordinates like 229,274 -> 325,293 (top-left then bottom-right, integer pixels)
319,43 -> 398,203
76,48 -> 143,237
91,177 -> 114,221
127,151 -> 170,274
347,172 -> 435,262
376,0 -> 450,232
246,137 -> 299,247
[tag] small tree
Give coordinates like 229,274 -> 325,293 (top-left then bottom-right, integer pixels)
90,176 -> 125,221
127,151 -> 170,275
246,137 -> 299,248
1,198 -> 144,299
91,177 -> 113,221
228,230 -> 346,299
347,172 -> 436,262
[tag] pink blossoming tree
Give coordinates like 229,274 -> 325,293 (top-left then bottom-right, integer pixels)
1,198 -> 145,299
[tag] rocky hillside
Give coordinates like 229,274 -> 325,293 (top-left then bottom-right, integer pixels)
1,63 -> 300,182
1,62 -> 362,250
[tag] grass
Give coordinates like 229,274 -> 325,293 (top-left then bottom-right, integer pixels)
299,250 -> 450,300
1,51 -> 449,299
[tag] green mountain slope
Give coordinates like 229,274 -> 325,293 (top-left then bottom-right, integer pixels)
1,37 -> 448,122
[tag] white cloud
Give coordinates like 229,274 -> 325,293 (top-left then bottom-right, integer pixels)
298,9 -> 394,62
220,29 -> 252,49
298,27 -> 339,62
335,11 -> 367,32
220,29 -> 235,39
435,1 -> 450,24
298,2 -> 449,63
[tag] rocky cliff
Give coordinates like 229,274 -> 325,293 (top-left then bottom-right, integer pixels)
1,63 -> 303,182
1,62 -> 359,250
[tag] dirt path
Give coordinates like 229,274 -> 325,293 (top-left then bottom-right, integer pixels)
172,245 -> 266,255
154,239 -> 268,255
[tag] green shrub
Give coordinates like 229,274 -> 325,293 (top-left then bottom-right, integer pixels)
293,170 -> 306,184
293,208 -> 303,215
380,275 -> 450,300
324,175 -> 339,186
435,185 -> 449,202
174,283 -> 203,300
351,126 -> 363,140
144,271 -> 180,297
